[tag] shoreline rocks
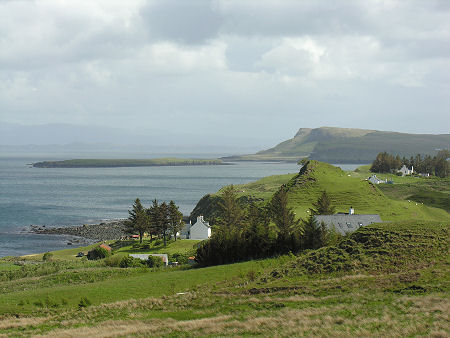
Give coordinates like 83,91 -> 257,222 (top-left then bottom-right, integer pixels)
30,220 -> 128,241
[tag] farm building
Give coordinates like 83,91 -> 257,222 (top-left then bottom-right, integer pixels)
314,208 -> 382,235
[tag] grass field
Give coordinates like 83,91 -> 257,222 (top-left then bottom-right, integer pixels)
113,239 -> 201,256
0,220 -> 448,336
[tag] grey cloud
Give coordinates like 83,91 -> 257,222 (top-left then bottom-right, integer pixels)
140,0 -> 222,44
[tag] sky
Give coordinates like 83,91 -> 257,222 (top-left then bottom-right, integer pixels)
1,0 -> 449,148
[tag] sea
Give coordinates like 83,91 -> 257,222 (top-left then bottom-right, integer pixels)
0,152 -> 362,257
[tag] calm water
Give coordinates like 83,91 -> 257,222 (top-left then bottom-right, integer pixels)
0,154 -> 362,257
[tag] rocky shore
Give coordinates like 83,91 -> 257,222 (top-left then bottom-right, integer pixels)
30,220 -> 128,242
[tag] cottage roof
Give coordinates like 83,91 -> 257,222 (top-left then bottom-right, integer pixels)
99,243 -> 112,251
194,215 -> 211,228
314,214 -> 382,235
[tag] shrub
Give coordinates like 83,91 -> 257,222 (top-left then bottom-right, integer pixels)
87,246 -> 110,260
103,255 -> 123,267
171,252 -> 190,265
141,243 -> 151,250
78,297 -> 91,309
42,252 -> 53,261
119,256 -> 145,268
147,256 -> 164,268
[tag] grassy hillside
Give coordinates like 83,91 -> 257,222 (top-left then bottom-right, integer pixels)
32,158 -> 226,168
353,165 -> 450,212
191,160 -> 449,222
225,127 -> 450,163
0,220 -> 448,336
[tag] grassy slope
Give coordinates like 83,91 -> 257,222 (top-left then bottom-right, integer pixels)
32,158 -> 225,168
0,220 -> 448,336
284,161 -> 449,221
354,165 -> 450,212
192,161 -> 449,222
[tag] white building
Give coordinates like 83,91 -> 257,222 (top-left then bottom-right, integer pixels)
130,253 -> 169,266
368,174 -> 387,184
398,165 -> 414,176
189,215 -> 211,240
179,216 -> 212,240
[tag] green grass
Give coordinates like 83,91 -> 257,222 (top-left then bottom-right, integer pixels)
353,165 -> 450,212
0,220 -> 448,336
193,160 -> 449,222
21,241 -> 115,261
114,239 -> 201,255
32,158 -> 226,168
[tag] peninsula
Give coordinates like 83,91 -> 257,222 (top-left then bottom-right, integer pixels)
32,158 -> 229,168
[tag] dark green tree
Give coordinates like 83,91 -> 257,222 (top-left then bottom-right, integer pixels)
301,215 -> 326,250
168,200 -> 184,241
269,187 -> 302,253
243,203 -> 273,258
149,200 -> 169,247
435,149 -> 449,178
310,190 -> 335,215
217,185 -> 245,228
125,198 -> 149,243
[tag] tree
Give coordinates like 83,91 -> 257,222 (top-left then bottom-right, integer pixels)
243,203 -> 273,258
148,199 -> 170,246
310,190 -> 335,215
268,187 -> 302,253
125,198 -> 149,243
435,149 -> 449,178
301,215 -> 327,250
168,200 -> 184,241
217,185 -> 245,228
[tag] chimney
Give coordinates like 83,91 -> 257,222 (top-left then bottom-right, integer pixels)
349,206 -> 354,215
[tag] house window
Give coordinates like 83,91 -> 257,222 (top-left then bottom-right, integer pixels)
358,222 -> 363,227
346,222 -> 352,228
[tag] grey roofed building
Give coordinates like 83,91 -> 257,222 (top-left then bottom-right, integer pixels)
314,214 -> 382,235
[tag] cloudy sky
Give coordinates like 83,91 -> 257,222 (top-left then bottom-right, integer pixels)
1,0 -> 449,148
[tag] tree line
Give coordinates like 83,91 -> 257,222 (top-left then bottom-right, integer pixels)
370,149 -> 449,177
126,198 -> 184,246
195,186 -> 339,266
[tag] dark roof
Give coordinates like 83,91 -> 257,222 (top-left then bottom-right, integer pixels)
314,214 -> 382,235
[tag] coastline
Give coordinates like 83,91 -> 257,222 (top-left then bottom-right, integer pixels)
29,219 -> 128,242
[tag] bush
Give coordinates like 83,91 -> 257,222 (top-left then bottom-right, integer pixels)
170,252 -> 190,265
87,246 -> 110,260
147,256 -> 164,268
42,252 -> 53,261
103,255 -> 123,267
78,297 -> 91,309
119,256 -> 145,268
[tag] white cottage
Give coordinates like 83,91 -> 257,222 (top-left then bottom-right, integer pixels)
368,174 -> 386,184
189,215 -> 211,240
398,165 -> 414,176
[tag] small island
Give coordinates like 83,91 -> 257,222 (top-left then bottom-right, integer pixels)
32,158 -> 229,168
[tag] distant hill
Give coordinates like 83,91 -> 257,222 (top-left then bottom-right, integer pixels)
224,127 -> 450,163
